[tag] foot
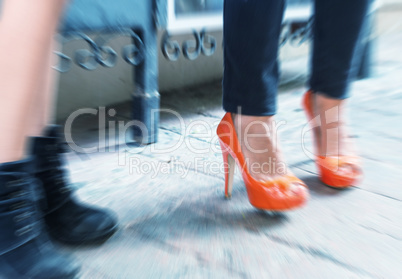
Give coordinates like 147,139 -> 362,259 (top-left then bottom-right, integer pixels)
32,126 -> 118,245
233,114 -> 305,191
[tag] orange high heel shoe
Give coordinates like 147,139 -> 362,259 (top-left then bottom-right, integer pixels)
217,113 -> 308,211
302,90 -> 362,188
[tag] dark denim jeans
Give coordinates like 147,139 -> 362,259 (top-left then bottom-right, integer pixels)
223,0 -> 370,116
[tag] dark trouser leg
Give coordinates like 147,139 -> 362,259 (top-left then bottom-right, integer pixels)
223,0 -> 285,116
310,0 -> 370,99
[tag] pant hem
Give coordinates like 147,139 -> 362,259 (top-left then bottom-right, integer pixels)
223,103 -> 276,116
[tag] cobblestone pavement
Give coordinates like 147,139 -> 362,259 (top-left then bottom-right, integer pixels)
58,30 -> 402,278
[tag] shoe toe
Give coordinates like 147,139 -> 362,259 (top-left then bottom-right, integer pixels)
47,201 -> 118,244
75,208 -> 118,234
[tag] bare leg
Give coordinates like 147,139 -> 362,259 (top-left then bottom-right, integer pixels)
0,2 -> 81,278
27,40 -> 60,137
314,95 -> 355,158
0,0 -> 66,163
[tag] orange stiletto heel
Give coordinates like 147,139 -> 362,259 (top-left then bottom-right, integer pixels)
302,90 -> 362,188
217,113 -> 308,211
220,143 -> 235,199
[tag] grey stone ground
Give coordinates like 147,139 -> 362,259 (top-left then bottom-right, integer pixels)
58,30 -> 402,278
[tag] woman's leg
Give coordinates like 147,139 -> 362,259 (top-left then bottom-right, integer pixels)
0,1 -> 80,278
0,0 -> 65,162
223,0 -> 291,181
27,39 -> 60,137
310,0 -> 370,158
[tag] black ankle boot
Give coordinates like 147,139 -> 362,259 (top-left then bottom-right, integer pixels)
0,158 -> 80,278
32,126 -> 118,245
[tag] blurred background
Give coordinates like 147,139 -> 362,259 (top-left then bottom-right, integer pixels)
55,0 -> 401,121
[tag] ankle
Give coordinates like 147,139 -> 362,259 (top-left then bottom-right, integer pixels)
314,93 -> 346,114
233,114 -> 276,137
233,113 -> 275,124
312,93 -> 352,157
